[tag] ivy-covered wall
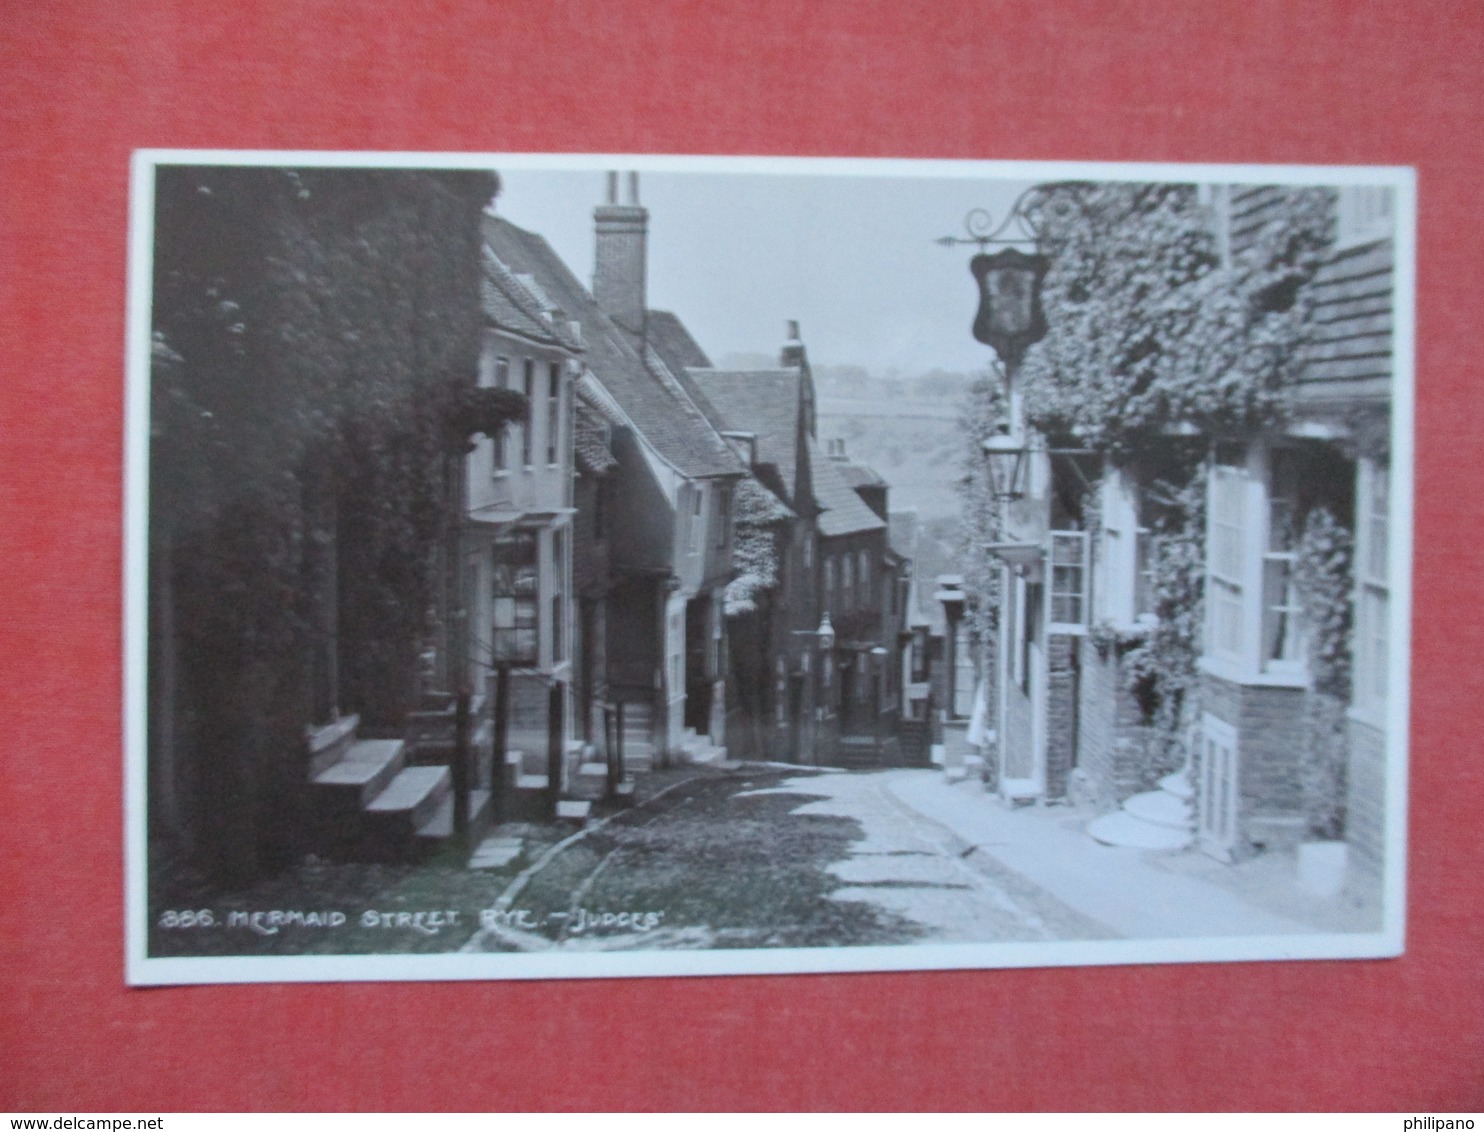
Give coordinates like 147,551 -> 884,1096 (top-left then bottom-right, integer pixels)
961,181 -> 1354,795
150,167 -> 497,886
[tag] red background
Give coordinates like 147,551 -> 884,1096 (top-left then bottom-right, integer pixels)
2,0 -> 1481,1111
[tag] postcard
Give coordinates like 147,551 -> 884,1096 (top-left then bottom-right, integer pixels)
124,152 -> 1413,984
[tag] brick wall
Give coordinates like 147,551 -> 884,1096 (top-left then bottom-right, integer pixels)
1346,716 -> 1387,880
1202,670 -> 1307,852
1073,638 -> 1157,807
1045,633 -> 1077,799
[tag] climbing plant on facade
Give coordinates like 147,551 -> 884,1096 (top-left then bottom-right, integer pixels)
1019,182 -> 1335,457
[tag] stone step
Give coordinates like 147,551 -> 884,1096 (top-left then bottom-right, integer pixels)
312,738 -> 406,807
306,713 -> 362,779
566,761 -> 612,801
555,799 -> 591,824
1087,809 -> 1193,850
365,765 -> 451,834
1159,769 -> 1195,800
1124,789 -> 1193,830
415,788 -> 493,842
623,751 -> 654,774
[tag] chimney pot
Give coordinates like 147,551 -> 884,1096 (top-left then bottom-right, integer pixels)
606,171 -> 618,204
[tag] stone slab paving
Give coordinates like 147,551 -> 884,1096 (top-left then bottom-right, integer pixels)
468,835 -> 523,870
739,775 -> 1110,942
885,769 -> 1317,939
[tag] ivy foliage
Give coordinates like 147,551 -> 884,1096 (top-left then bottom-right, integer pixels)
1117,463 -> 1208,757
1296,507 -> 1355,701
724,476 -> 793,616
1019,183 -> 1334,457
1296,507 -> 1355,838
151,167 -> 502,884
954,369 -> 1007,653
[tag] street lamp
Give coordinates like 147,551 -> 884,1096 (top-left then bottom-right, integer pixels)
982,427 -> 1029,502
815,612 -> 835,652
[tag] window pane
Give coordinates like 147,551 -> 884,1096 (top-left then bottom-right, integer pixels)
1211,467 -> 1245,581
1212,579 -> 1243,658
1134,528 -> 1154,617
547,362 -> 560,464
1367,464 -> 1390,583
491,531 -> 538,664
522,360 -> 535,465
1261,555 -> 1303,666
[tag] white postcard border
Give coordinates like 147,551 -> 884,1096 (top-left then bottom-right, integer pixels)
124,151 -> 1415,986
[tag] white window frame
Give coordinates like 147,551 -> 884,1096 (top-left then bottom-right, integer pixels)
1096,461 -> 1133,628
686,484 -> 703,556
1260,446 -> 1306,678
1207,454 -> 1248,667
1047,529 -> 1089,633
1352,458 -> 1390,725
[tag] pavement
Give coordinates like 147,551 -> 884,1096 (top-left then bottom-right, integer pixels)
880,768 -> 1348,939
737,773 -> 1111,943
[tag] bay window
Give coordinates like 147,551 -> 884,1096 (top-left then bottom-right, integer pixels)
491,530 -> 538,665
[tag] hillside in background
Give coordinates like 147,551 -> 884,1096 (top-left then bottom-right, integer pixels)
715,354 -> 978,522
812,364 -> 977,522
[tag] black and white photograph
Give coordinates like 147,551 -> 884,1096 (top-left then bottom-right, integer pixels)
124,153 -> 1413,984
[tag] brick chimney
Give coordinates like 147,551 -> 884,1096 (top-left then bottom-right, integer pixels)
593,171 -> 647,341
780,319 -> 817,440
780,318 -> 806,369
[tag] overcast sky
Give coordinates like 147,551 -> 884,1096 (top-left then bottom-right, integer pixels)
493,167 -> 1034,377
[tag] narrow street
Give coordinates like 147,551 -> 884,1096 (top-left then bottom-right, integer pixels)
465,766 -> 1114,953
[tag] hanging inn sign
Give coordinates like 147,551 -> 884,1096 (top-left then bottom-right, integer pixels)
970,247 -> 1048,372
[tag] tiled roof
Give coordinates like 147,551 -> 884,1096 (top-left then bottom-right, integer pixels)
480,246 -> 580,350
688,368 -> 804,504
832,460 -> 886,490
1296,238 -> 1393,407
887,509 -> 919,560
810,437 -> 886,538
574,398 -> 617,475
483,216 -> 743,480
647,310 -> 712,371
643,309 -> 727,430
